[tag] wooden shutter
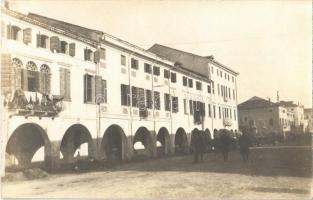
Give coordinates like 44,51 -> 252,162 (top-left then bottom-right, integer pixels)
65,69 -> 71,99
94,50 -> 100,63
23,28 -> 32,44
83,74 -> 87,102
15,67 -> 22,90
95,75 -> 103,103
1,54 -> 12,94
38,71 -> 44,93
36,34 -> 41,47
21,69 -> 28,91
46,73 -> 51,94
59,68 -> 65,97
6,24 -> 11,39
100,48 -> 106,60
50,36 -> 60,52
91,75 -> 95,103
69,43 -> 75,57
35,71 -> 40,92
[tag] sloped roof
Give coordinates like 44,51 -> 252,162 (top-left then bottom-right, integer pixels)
148,44 -> 209,78
27,13 -> 103,42
238,96 -> 278,110
279,101 -> 298,107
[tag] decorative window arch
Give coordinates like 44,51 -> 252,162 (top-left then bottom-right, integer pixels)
12,58 -> 23,68
26,61 -> 37,71
40,64 -> 50,74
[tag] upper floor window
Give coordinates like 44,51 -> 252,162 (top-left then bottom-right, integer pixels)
211,66 -> 214,74
188,78 -> 193,88
37,34 -> 49,48
60,41 -> 68,54
84,74 -> 93,103
164,93 -> 171,111
184,99 -> 188,114
131,58 -> 138,70
225,73 -> 227,79
25,61 -> 38,92
144,63 -> 151,74
172,96 -> 179,113
207,84 -> 211,93
84,48 -> 93,61
153,66 -> 160,76
39,64 -> 51,94
121,84 -> 130,106
8,25 -> 22,41
196,81 -> 202,90
145,90 -> 152,109
228,74 -> 230,81
211,81 -> 215,94
220,71 -> 222,78
170,72 -> 176,83
182,76 -> 187,86
154,91 -> 160,110
164,69 -> 170,79
121,55 -> 126,66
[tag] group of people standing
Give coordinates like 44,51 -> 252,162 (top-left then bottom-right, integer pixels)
190,129 -> 252,163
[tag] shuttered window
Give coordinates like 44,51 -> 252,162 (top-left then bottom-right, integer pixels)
131,86 -> 138,107
84,48 -> 93,61
207,84 -> 211,93
69,43 -> 76,57
170,72 -> 176,83
145,90 -> 152,109
60,41 -> 68,54
39,64 -> 51,94
100,48 -> 106,60
196,81 -> 202,90
23,28 -> 32,44
188,78 -> 193,88
172,96 -> 178,113
121,55 -> 126,66
164,69 -> 170,79
154,91 -> 160,110
60,68 -> 71,100
144,63 -> 151,74
121,84 -> 130,106
84,74 -> 94,103
164,93 -> 171,111
182,76 -> 187,86
1,54 -> 12,94
153,66 -> 160,76
94,75 -> 107,104
131,58 -> 138,70
50,36 -> 60,52
23,61 -> 38,92
189,100 -> 193,115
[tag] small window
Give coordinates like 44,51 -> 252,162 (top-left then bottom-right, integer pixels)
153,66 -> 160,76
131,58 -> 138,70
207,84 -> 211,93
164,93 -> 171,111
84,48 -> 93,61
188,78 -> 193,88
164,69 -> 170,79
154,91 -> 160,110
172,96 -> 178,113
182,76 -> 187,86
170,72 -> 176,83
144,63 -> 151,74
196,81 -> 202,90
121,84 -> 130,106
121,55 -> 126,66
60,41 -> 68,54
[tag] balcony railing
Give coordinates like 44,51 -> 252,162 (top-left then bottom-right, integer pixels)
223,118 -> 232,126
5,89 -> 63,118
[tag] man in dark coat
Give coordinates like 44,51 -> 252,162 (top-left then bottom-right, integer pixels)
219,130 -> 231,161
238,132 -> 252,162
191,129 -> 202,163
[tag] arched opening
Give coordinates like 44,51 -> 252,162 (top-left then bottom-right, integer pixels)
60,124 -> 95,164
157,127 -> 170,156
174,127 -> 188,154
5,123 -> 51,170
133,127 -> 154,158
101,125 -> 127,162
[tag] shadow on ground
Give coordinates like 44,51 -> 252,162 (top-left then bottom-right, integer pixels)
70,146 -> 313,178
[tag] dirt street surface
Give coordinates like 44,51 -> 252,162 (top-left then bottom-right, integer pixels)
2,147 -> 312,199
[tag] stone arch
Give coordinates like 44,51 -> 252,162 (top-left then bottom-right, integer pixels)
174,127 -> 188,154
5,123 -> 51,170
60,124 -> 95,163
101,124 -> 128,161
156,127 -> 171,156
133,127 -> 154,158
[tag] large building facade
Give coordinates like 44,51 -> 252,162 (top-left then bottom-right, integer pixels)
1,5 -> 239,174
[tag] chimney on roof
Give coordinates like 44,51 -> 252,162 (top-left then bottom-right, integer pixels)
205,55 -> 214,60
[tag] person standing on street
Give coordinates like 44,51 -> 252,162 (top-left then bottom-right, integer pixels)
219,130 -> 231,161
238,131 -> 252,162
191,129 -> 200,163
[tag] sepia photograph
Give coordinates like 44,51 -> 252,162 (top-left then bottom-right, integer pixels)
0,0 -> 312,199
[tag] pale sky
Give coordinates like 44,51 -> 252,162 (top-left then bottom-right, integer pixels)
9,0 -> 312,107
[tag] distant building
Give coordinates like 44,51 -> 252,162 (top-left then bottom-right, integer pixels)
304,108 -> 313,133
238,96 -> 293,136
279,101 -> 305,132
